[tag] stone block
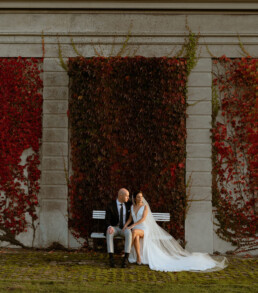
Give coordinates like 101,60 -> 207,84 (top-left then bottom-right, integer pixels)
213,230 -> 235,254
2,41 -> 255,59
213,212 -> 258,255
186,172 -> 212,187
43,114 -> 68,128
185,201 -> 213,253
212,210 -> 236,254
15,212 -> 40,248
43,44 -> 78,58
187,72 -> 212,87
187,101 -> 211,115
186,115 -> 212,129
43,101 -> 68,114
0,44 -> 43,57
40,185 -> 68,199
44,58 -> 68,72
68,231 -> 84,249
0,14 -> 69,33
67,13 -> 185,34
43,87 -> 69,100
27,44 -> 258,59
39,199 -> 68,248
42,142 -> 68,156
44,72 -> 69,87
43,128 -> 68,142
186,144 -> 211,158
187,87 -> 211,101
20,148 -> 34,166
42,157 -> 68,171
0,242 -> 21,248
187,187 -> 212,201
192,58 -> 212,72
41,171 -> 67,185
1,13 -> 258,35
186,158 -> 212,172
186,129 -> 212,144
201,44 -> 257,58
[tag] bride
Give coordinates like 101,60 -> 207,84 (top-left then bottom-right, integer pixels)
122,191 -> 228,272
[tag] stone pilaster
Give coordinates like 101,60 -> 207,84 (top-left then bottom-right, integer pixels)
39,59 -> 69,248
185,58 -> 214,253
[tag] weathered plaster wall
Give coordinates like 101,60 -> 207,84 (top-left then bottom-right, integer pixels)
0,10 -> 257,253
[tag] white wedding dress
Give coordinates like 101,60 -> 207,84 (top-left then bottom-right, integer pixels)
128,198 -> 228,272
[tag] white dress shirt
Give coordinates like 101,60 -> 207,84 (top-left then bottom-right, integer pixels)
116,199 -> 126,227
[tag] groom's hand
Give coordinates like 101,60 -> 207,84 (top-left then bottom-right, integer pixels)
108,226 -> 114,234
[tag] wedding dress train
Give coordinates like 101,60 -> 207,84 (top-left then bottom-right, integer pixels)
128,199 -> 228,272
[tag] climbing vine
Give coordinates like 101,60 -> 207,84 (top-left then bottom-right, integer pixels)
0,57 -> 43,248
57,22 -> 200,246
212,55 -> 258,253
68,56 -> 188,244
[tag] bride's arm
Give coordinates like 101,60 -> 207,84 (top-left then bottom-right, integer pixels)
122,213 -> 133,231
127,206 -> 148,230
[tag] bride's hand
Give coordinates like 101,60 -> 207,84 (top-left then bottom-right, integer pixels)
127,225 -> 135,230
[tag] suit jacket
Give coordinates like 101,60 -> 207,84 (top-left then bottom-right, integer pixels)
104,200 -> 133,235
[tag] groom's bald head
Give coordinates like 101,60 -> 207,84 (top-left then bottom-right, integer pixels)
118,188 -> 129,203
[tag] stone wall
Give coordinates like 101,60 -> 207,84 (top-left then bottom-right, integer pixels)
0,10 -> 257,253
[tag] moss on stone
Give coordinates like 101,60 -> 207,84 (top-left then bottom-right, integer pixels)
0,249 -> 257,292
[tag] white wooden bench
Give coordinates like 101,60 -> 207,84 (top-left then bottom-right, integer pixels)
91,210 -> 170,239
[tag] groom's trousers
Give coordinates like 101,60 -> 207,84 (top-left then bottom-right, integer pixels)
106,226 -> 132,254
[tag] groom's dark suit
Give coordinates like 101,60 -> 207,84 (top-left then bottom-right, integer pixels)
105,200 -> 133,235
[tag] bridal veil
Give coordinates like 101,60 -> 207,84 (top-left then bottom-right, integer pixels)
129,197 -> 228,272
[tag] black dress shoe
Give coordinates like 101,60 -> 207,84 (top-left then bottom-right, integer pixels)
121,257 -> 129,268
109,258 -> 115,268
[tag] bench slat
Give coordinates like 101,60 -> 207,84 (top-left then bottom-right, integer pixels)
92,210 -> 170,221
92,215 -> 105,219
91,232 -> 105,238
152,213 -> 170,216
91,210 -> 170,239
91,232 -> 123,239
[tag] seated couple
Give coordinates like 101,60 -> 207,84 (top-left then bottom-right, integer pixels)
105,188 -> 228,272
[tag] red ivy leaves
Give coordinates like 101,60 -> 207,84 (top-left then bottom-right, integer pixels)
0,57 -> 43,236
68,56 -> 188,244
212,57 -> 258,253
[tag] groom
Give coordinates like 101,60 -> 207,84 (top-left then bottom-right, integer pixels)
105,188 -> 132,268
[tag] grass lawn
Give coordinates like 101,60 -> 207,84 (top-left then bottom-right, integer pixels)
0,249 -> 257,292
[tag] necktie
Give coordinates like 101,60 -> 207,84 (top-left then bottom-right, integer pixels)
119,203 -> 123,229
